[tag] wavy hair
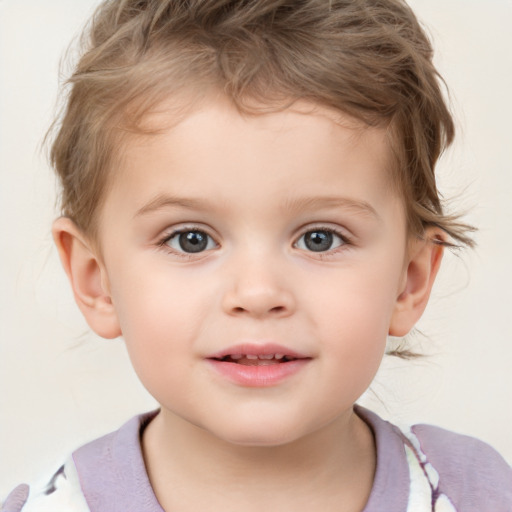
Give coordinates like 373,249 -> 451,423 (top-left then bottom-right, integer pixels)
49,0 -> 474,248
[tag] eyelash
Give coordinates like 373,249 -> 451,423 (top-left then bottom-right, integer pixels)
294,226 -> 352,257
157,225 -> 353,258
157,227 -> 218,260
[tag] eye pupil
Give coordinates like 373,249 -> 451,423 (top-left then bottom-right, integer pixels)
179,231 -> 208,253
304,231 -> 333,252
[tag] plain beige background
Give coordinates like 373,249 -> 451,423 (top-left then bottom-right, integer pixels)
1,0 -> 511,496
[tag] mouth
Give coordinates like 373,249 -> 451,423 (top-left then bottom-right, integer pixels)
207,343 -> 310,365
211,353 -> 300,366
206,343 -> 311,386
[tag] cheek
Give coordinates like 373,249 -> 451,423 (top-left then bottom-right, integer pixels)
108,268 -> 190,362
311,263 -> 401,334
318,297 -> 390,399
112,258 -> 194,324
305,262 -> 403,379
108,260 -> 220,373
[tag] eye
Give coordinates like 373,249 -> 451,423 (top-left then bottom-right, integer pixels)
295,229 -> 347,253
164,230 -> 217,254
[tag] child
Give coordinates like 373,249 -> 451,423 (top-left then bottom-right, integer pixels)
2,0 -> 511,511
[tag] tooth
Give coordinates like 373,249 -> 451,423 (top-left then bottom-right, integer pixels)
230,354 -> 243,360
259,354 -> 274,360
246,354 -> 258,360
275,354 -> 284,359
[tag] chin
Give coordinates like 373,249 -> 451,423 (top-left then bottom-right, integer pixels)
208,417 -> 308,448
221,433 -> 298,448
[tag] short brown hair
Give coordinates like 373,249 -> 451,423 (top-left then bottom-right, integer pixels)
49,0 -> 474,247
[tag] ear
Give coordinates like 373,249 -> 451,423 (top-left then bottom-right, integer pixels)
52,217 -> 122,339
389,228 -> 445,337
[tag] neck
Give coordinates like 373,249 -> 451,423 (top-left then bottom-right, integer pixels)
142,407 -> 376,512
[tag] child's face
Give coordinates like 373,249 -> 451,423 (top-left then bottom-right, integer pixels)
93,98 -> 412,446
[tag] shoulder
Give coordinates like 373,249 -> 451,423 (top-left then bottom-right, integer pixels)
405,423 -> 512,511
356,405 -> 512,512
1,458 -> 89,512
2,410 -> 162,512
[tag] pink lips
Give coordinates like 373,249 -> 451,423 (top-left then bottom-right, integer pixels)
206,343 -> 311,387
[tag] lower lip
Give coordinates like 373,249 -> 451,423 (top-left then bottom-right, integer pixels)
207,359 -> 310,387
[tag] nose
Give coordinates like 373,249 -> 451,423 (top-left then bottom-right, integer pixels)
221,256 -> 296,319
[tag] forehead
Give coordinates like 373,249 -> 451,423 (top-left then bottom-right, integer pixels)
104,97 -> 399,225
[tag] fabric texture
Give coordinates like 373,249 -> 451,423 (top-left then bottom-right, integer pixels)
1,459 -> 89,512
2,407 -> 511,512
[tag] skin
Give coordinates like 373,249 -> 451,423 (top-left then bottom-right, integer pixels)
53,97 -> 444,511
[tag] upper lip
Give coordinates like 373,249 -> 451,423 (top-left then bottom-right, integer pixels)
207,342 -> 310,360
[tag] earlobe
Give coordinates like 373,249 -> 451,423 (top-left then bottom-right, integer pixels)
52,217 -> 122,339
389,229 -> 444,337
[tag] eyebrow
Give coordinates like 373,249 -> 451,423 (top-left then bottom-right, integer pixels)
282,196 -> 380,220
134,194 -> 213,217
134,193 -> 379,220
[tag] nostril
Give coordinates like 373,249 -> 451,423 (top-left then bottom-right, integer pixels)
230,305 -> 287,316
223,289 -> 295,318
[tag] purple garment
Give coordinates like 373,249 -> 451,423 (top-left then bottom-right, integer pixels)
72,411 -> 163,511
0,485 -> 29,512
63,406 -> 512,511
409,422 -> 512,510
2,407 -> 511,511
